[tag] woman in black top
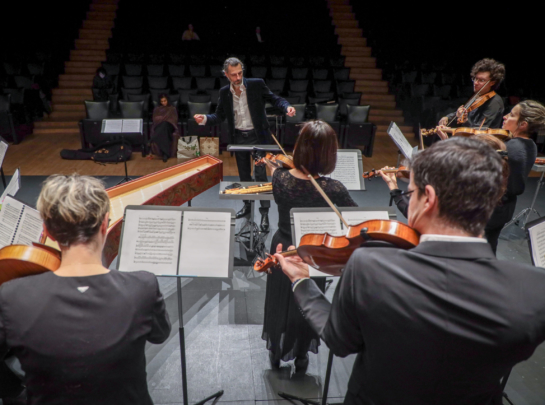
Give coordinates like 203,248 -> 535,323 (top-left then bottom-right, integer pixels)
0,174 -> 171,405
261,120 -> 357,372
485,100 -> 545,253
92,67 -> 114,102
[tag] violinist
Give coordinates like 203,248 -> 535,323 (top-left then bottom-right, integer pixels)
438,58 -> 505,129
275,137 -> 545,405
0,174 -> 171,405
485,100 -> 545,253
261,120 -> 356,372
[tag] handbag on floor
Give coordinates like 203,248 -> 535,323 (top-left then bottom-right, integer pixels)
177,136 -> 200,159
199,136 -> 219,157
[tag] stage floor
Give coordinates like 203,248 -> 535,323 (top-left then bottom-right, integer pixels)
2,175 -> 544,405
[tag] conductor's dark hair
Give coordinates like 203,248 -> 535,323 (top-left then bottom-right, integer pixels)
410,137 -> 503,236
471,58 -> 505,90
222,57 -> 244,73
293,120 -> 338,176
96,67 -> 107,76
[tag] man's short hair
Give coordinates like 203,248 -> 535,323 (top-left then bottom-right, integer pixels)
410,137 -> 504,236
222,57 -> 244,73
471,58 -> 505,90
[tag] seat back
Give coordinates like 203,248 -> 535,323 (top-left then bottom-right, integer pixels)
187,101 -> 212,115
102,63 -> 120,76
168,64 -> 186,77
343,123 -> 376,157
0,95 -> 11,112
121,88 -> 143,99
123,76 -> 143,89
196,77 -> 216,90
313,80 -> 332,93
271,67 -> 288,79
347,105 -> 371,124
14,76 -> 33,89
251,66 -> 268,78
285,103 -> 306,123
127,93 -> 151,113
291,68 -> 308,79
189,94 -> 212,103
316,103 -> 339,122
146,64 -> 164,76
84,100 -> 110,120
189,65 -> 206,77
289,79 -> 308,92
124,64 -> 142,75
3,89 -> 24,104
119,100 -> 145,118
27,63 -> 45,76
333,68 -> 350,81
147,76 -> 168,89
173,77 -> 193,90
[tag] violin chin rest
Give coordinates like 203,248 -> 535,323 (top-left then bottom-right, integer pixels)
359,240 -> 397,249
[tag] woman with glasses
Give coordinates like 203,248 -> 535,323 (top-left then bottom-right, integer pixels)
438,58 -> 505,129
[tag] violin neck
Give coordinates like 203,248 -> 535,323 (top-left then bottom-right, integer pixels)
281,249 -> 299,258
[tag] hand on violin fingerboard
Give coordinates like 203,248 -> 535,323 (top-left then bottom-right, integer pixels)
274,243 -> 309,283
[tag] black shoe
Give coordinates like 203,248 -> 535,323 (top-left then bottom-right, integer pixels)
269,351 -> 280,369
260,212 -> 269,232
236,204 -> 252,219
294,354 -> 309,373
162,154 -> 169,162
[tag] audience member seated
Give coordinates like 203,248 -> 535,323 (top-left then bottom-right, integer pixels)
92,67 -> 114,102
182,24 -> 200,41
150,93 -> 179,162
0,174 -> 171,405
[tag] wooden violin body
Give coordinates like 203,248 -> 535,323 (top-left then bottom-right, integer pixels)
363,166 -> 410,180
254,219 -> 420,276
0,243 -> 61,286
255,153 -> 295,169
421,127 -> 511,141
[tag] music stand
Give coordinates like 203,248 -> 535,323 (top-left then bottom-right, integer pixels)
117,206 -> 236,405
503,163 -> 545,231
0,136 -> 8,188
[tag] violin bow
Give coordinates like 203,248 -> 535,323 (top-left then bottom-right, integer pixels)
270,132 -> 288,156
301,166 -> 350,229
447,79 -> 491,127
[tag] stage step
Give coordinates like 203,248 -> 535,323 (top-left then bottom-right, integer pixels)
83,20 -> 114,29
327,0 -> 350,5
335,27 -> 362,37
75,39 -> 109,47
351,72 -> 382,80
329,5 -> 352,13
48,111 -> 87,120
86,11 -> 116,19
341,47 -> 372,57
65,67 -> 99,74
362,94 -> 396,102
371,109 -> 404,117
58,81 -> 93,89
34,120 -> 79,129
33,128 -> 80,136
70,55 -> 106,62
53,104 -> 86,112
362,100 -> 397,109
344,60 -> 376,69
338,37 -> 367,46
330,12 -> 354,19
89,3 -> 117,12
59,74 -> 95,81
65,61 -> 101,69
53,88 -> 93,96
79,32 -> 112,40
52,95 -> 89,104
334,19 -> 358,28
377,124 -> 414,134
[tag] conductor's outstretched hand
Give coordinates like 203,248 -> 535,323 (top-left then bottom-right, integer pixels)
286,106 -> 296,117
194,114 -> 205,124
274,243 -> 309,283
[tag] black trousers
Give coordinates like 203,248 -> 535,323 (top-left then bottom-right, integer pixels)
0,360 -> 23,399
234,129 -> 270,211
485,196 -> 517,255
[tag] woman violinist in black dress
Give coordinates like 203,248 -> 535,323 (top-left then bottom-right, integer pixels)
261,120 -> 357,371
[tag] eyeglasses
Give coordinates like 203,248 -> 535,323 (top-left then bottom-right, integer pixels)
399,189 -> 415,200
472,77 -> 489,84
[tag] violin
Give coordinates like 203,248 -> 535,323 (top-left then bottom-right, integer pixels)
0,243 -> 61,286
536,158 -> 545,165
254,153 -> 295,169
421,127 -> 511,141
254,219 -> 420,276
363,166 -> 410,180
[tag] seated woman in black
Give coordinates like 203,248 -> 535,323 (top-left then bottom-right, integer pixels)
0,174 -> 171,405
92,67 -> 113,102
261,120 -> 357,372
150,94 -> 178,162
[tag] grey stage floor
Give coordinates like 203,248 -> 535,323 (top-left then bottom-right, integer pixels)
3,175 -> 545,405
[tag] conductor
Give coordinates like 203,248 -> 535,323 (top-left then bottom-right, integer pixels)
194,57 -> 295,231
275,137 -> 545,405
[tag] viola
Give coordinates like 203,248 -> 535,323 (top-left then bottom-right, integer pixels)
363,166 -> 410,180
255,153 -> 295,169
254,219 -> 420,276
536,158 -> 545,165
421,127 -> 511,141
0,243 -> 61,286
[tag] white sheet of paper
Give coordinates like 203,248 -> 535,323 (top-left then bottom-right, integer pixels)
293,211 -> 343,277
102,119 -> 123,133
118,209 -> 182,276
341,210 -> 390,225
0,196 -> 23,248
0,139 -> 8,168
178,211 -> 231,277
0,168 -> 20,204
122,119 -> 143,133
529,221 -> 545,268
12,205 -> 43,246
328,151 -> 361,190
388,122 -> 414,159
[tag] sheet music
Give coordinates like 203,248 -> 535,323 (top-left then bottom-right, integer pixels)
328,151 -> 361,190
118,209 -> 182,276
0,196 -> 24,248
12,205 -> 43,246
0,168 -> 20,204
341,210 -> 390,225
122,119 -> 142,133
388,122 -> 414,159
102,119 -> 123,133
293,211 -> 343,247
529,221 -> 545,268
0,137 -> 8,168
178,211 -> 231,277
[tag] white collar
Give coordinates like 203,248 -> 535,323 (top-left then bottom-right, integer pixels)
420,234 -> 486,243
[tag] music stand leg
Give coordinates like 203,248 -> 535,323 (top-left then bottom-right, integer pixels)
115,133 -> 133,185
250,200 -> 255,251
176,278 -> 223,405
277,349 -> 335,405
503,171 -> 544,230
0,167 -> 6,189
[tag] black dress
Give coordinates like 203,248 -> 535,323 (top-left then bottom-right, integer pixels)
263,168 -> 357,362
0,270 -> 171,405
